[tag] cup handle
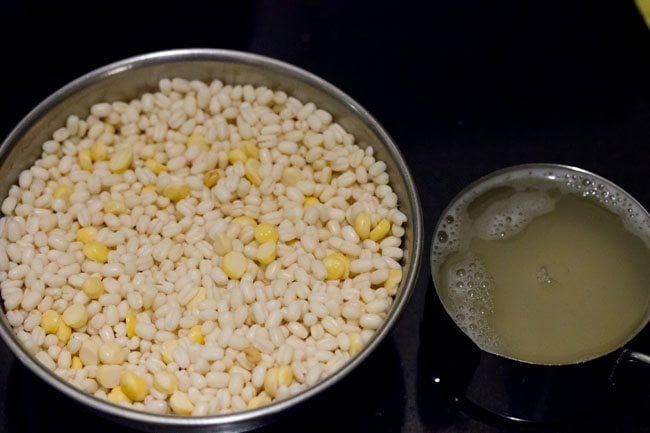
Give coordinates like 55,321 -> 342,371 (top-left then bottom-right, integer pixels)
609,349 -> 650,386
622,350 -> 650,365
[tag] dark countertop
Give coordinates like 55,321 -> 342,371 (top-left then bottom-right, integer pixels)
1,1 -> 650,432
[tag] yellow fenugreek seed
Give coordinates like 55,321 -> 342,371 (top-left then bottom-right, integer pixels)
141,185 -> 157,194
192,141 -> 210,153
52,185 -> 73,202
244,158 -> 262,186
333,253 -> 349,275
40,309 -> 60,334
323,253 -> 349,280
303,196 -> 319,207
254,223 -> 279,244
256,241 -> 277,265
263,367 -> 279,398
354,212 -> 372,240
228,148 -> 248,164
187,133 -> 209,152
323,255 -> 344,280
188,325 -> 204,345
83,241 -> 109,263
247,394 -> 271,409
56,322 -> 71,344
369,218 -> 391,242
107,386 -> 131,404
120,370 -> 147,402
239,140 -> 259,159
103,200 -> 126,214
90,141 -> 108,161
78,149 -> 93,171
170,390 -> 193,415
278,365 -> 294,387
82,276 -> 104,299
108,149 -> 132,173
62,303 -> 88,329
71,356 -> 83,370
222,251 -> 248,280
126,311 -> 137,338
187,287 -> 207,310
243,346 -> 262,364
144,158 -> 166,174
162,183 -> 190,202
153,370 -> 178,395
161,339 -> 179,364
385,268 -> 403,296
76,226 -> 97,244
203,168 -> 220,188
233,216 -> 257,228
349,332 -> 363,357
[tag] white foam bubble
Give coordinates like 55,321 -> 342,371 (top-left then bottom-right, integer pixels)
473,191 -> 556,241
432,166 -> 650,267
443,253 -> 499,352
431,205 -> 469,274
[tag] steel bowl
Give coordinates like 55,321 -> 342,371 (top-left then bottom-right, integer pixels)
0,49 -> 423,431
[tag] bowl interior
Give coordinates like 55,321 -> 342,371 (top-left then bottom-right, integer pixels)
0,50 -> 422,428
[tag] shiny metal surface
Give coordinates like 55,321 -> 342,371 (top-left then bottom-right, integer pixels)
0,49 -> 423,431
430,163 -> 650,366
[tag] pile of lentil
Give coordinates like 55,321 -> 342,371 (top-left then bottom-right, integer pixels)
0,77 -> 406,415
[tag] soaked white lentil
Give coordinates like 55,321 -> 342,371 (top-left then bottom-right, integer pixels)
0,77 -> 406,415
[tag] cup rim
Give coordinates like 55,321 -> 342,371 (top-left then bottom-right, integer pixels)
429,162 -> 650,366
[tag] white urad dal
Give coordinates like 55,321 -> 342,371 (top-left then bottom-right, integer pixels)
0,78 -> 406,415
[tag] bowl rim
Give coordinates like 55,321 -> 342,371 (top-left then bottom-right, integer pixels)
0,48 -> 424,427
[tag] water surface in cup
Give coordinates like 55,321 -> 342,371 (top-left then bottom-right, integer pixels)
432,167 -> 650,365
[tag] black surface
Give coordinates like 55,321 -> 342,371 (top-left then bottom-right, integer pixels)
1,1 -> 650,432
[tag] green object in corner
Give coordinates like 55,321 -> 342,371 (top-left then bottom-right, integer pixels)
636,0 -> 650,28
